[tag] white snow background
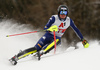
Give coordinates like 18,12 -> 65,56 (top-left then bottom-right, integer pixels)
0,19 -> 100,70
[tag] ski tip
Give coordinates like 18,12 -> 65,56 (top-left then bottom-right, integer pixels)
9,59 -> 17,65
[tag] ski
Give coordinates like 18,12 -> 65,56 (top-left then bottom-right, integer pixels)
9,55 -> 18,65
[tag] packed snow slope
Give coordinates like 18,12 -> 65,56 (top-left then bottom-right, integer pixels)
0,19 -> 100,70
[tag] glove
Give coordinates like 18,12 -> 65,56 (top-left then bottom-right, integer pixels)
82,39 -> 89,48
47,25 -> 58,32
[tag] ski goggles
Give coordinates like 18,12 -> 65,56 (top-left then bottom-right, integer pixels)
60,11 -> 67,15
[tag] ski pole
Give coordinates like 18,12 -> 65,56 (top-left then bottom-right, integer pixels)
6,30 -> 45,37
53,31 -> 56,54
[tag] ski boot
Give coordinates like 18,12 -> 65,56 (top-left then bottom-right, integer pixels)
9,55 -> 18,65
34,51 -> 44,60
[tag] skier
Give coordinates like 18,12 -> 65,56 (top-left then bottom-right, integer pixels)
9,5 -> 89,65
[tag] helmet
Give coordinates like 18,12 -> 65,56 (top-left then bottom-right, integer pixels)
58,5 -> 68,14
57,5 -> 68,19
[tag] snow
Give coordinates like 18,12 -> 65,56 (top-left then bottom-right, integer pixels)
0,19 -> 100,70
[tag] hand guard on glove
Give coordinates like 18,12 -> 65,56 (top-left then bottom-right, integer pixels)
47,25 -> 58,32
82,39 -> 89,48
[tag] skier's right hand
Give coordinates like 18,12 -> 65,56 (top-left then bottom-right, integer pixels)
47,25 -> 58,32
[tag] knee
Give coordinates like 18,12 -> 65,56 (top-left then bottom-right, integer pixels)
35,44 -> 43,51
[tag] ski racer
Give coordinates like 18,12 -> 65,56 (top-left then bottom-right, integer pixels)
9,5 -> 89,65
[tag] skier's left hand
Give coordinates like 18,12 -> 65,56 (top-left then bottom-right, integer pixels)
82,39 -> 89,48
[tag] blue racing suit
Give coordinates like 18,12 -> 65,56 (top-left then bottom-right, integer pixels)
35,15 -> 83,53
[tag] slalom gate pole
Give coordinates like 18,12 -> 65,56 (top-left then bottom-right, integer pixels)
6,30 -> 45,37
53,31 -> 56,54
